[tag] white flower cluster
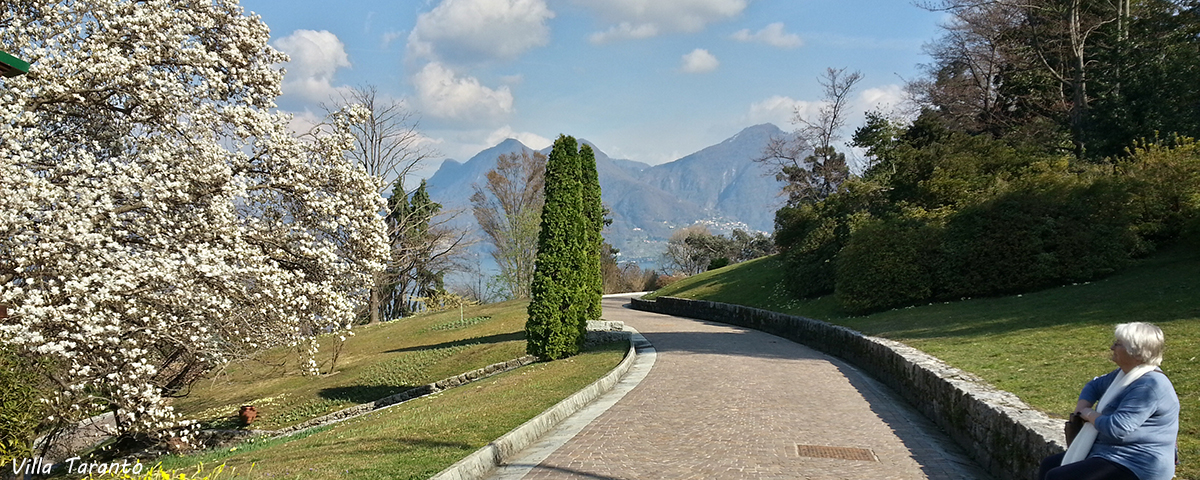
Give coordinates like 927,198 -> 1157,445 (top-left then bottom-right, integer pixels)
0,0 -> 388,438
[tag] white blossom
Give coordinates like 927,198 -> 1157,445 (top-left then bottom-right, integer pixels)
0,0 -> 387,439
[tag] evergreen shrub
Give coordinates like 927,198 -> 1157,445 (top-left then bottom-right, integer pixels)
1118,138 -> 1200,249
935,177 -> 1133,299
835,215 -> 940,314
527,135 -> 585,360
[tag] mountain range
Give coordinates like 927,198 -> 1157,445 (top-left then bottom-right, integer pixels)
425,123 -> 789,266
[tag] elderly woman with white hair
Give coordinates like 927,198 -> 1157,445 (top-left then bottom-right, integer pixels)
1039,322 -> 1180,480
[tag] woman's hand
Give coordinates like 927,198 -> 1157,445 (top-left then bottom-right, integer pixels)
1074,399 -> 1097,423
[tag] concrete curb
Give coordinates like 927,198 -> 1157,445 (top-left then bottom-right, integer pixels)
428,329 -> 644,480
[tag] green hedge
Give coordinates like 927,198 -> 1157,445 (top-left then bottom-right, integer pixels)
836,216 -> 939,314
935,178 -> 1133,300
780,134 -> 1200,314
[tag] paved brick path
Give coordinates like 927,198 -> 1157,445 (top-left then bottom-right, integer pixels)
492,295 -> 992,480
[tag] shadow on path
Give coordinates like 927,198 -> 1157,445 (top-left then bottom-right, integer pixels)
510,464 -> 624,480
832,357 -> 993,479
612,299 -> 993,479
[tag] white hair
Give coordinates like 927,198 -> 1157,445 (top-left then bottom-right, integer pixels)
1115,322 -> 1165,367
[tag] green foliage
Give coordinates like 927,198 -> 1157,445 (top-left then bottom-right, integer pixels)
1117,137 -> 1200,248
527,135 -> 586,360
776,206 -> 840,298
778,118 -> 1200,312
835,213 -> 940,314
774,177 -> 887,298
381,179 -> 445,320
706,257 -> 730,271
1084,1 -> 1200,158
918,0 -> 1200,159
579,144 -> 604,322
935,177 -> 1134,300
0,349 -> 39,462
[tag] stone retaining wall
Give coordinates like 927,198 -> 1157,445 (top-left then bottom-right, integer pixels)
631,296 -> 1065,480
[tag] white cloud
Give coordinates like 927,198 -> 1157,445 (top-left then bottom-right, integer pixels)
857,84 -> 906,112
413,62 -> 514,123
746,95 -> 820,128
747,85 -> 905,130
730,22 -> 802,48
407,0 -> 554,63
577,0 -> 748,42
487,126 -> 552,150
588,22 -> 660,43
381,31 -> 406,49
285,110 -> 324,136
273,30 -> 352,103
680,49 -> 720,73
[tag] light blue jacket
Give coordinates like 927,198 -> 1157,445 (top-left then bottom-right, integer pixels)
1080,368 -> 1179,480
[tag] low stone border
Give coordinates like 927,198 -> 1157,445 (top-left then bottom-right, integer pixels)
186,355 -> 540,451
272,355 -> 539,437
428,327 -> 642,480
631,296 -> 1065,480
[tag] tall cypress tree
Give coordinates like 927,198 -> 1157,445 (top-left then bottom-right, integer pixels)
526,135 -> 585,359
579,144 -> 604,322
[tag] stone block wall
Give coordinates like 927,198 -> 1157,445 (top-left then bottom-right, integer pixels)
631,296 -> 1066,480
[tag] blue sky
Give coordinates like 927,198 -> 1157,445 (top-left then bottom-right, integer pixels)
241,0 -> 946,178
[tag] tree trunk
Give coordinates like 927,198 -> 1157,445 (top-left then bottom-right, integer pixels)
369,273 -> 382,324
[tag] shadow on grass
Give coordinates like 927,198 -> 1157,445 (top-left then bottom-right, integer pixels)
391,437 -> 476,451
385,331 -> 525,354
317,384 -> 418,403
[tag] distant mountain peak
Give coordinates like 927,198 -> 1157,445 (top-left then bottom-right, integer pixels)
425,124 -> 786,266
494,138 -> 528,149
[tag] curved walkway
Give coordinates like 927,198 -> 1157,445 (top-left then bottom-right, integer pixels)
489,294 -> 992,480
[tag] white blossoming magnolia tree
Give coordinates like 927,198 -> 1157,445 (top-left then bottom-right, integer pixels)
0,0 -> 388,440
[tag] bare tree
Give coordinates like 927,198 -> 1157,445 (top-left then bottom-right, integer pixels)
325,85 -> 470,323
470,150 -> 547,300
332,85 -> 433,192
919,0 -> 1126,156
659,225 -> 716,276
911,2 -> 1024,134
758,67 -> 863,206
451,252 -> 504,304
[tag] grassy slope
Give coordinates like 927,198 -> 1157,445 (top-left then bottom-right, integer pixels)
141,300 -> 627,479
650,249 -> 1200,478
156,343 -> 626,480
172,300 -> 534,430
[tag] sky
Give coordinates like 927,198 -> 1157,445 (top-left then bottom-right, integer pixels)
239,0 -> 948,179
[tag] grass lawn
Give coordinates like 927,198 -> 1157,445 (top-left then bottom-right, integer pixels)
123,298 -> 630,479
651,247 -> 1200,479
171,300 -> 535,430
152,342 -> 626,480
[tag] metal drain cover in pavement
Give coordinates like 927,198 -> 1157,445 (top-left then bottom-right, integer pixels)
796,445 -> 878,462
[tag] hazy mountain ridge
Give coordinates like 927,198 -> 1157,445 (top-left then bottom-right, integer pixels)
425,124 -> 788,265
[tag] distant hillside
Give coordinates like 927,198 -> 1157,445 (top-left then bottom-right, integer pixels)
424,124 -> 789,266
